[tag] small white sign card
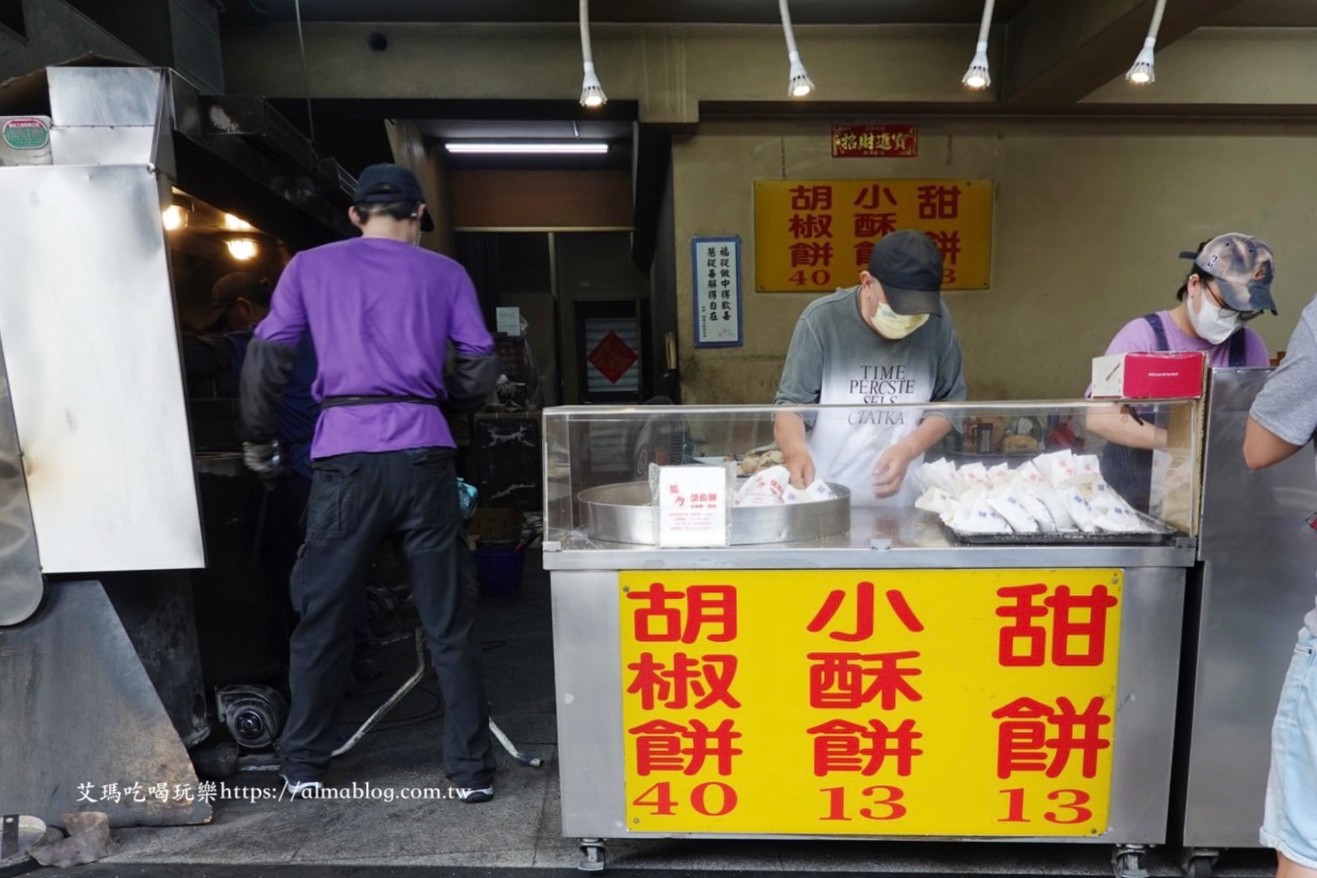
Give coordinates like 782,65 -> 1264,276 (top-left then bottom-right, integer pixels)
691,236 -> 742,347
496,306 -> 522,336
656,465 -> 730,548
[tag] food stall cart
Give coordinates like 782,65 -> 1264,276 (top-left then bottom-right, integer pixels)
1175,368 -> 1317,878
543,399 -> 1200,878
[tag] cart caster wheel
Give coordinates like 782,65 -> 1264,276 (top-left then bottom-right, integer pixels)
578,838 -> 605,873
1112,844 -> 1151,878
1182,849 -> 1219,878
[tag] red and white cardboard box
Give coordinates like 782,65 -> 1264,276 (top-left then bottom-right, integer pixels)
1090,351 -> 1207,399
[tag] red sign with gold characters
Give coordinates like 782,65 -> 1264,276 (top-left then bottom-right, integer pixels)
619,569 -> 1121,836
832,125 -> 918,158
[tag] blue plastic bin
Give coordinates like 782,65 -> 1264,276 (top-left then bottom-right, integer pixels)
472,541 -> 525,596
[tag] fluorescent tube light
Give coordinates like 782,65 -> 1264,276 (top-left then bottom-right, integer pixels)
444,143 -> 609,155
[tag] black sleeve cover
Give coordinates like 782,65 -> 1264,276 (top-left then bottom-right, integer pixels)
239,337 -> 299,442
447,352 -> 500,406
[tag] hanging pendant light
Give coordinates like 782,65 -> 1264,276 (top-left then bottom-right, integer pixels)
779,0 -> 814,98
961,0 -> 995,91
579,0 -> 607,108
1126,0 -> 1167,85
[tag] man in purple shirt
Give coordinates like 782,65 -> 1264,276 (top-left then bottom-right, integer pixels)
240,164 -> 499,803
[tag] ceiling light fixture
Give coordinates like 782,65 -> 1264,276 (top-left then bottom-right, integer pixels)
961,0 -> 994,91
162,204 -> 187,232
1125,0 -> 1167,85
444,142 -> 609,155
778,0 -> 814,98
578,0 -> 607,108
226,238 -> 259,261
223,213 -> 254,231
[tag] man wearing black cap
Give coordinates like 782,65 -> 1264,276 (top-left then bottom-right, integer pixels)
774,229 -> 966,506
240,163 -> 499,802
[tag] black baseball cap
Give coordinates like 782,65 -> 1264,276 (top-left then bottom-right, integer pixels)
867,230 -> 945,316
203,271 -> 270,332
353,163 -> 434,232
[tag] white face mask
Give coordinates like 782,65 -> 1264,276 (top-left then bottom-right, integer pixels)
1188,286 -> 1242,345
869,301 -> 929,339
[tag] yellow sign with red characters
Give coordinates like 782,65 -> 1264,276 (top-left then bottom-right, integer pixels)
619,569 -> 1121,836
753,179 -> 993,292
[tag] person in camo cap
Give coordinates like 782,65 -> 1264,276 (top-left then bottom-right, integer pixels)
1088,232 -> 1277,511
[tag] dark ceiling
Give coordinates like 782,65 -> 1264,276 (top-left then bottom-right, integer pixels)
220,0 -> 1317,27
232,0 -> 1317,185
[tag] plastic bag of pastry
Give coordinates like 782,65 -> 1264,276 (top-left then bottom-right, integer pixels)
735,464 -> 791,507
1015,459 -> 1048,486
950,496 -> 1013,534
1029,483 -> 1076,531
916,458 -> 960,495
916,486 -> 958,517
1089,490 -> 1156,533
955,461 -> 991,492
986,485 -> 1040,533
1074,454 -> 1103,478
1033,449 -> 1078,487
1018,489 -> 1059,532
783,477 -> 838,505
1060,486 -> 1097,533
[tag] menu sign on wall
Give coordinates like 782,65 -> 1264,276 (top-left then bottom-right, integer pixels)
754,179 -> 993,292
620,569 -> 1120,836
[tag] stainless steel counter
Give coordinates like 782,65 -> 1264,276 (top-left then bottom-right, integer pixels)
1179,368 -> 1317,851
544,507 -> 1196,570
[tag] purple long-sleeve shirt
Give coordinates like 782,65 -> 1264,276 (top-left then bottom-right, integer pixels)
254,237 -> 494,459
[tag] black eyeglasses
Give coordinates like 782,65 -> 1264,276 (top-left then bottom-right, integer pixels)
1204,280 -> 1263,322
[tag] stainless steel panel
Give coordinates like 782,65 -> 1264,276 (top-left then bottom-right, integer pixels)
0,581 -> 212,827
579,480 -> 851,545
50,127 -> 160,167
0,164 -> 203,572
0,333 -> 42,626
552,572 -> 626,837
1181,368 -> 1317,847
48,67 -> 165,128
553,566 -> 1184,843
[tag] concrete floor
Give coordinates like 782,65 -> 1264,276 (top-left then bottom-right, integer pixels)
89,552 -> 1273,878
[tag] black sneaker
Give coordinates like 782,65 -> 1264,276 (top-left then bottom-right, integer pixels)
453,785 -> 494,804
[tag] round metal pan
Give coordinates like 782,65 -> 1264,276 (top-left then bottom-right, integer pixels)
578,480 -> 851,545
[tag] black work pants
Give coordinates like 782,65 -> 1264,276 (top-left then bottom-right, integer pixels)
278,447 -> 494,788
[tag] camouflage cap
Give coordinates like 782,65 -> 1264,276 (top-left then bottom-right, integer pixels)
1182,232 -> 1277,314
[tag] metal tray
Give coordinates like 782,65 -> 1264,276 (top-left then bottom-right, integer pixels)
940,510 -> 1179,546
578,480 -> 851,546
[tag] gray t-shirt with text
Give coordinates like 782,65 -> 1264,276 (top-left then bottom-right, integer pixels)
774,285 -> 966,506
1249,295 -> 1317,634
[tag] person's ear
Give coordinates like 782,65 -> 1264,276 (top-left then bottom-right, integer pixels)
348,205 -> 364,227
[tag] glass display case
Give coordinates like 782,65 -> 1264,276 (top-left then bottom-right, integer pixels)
543,400 -> 1201,866
542,398 -> 1203,554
